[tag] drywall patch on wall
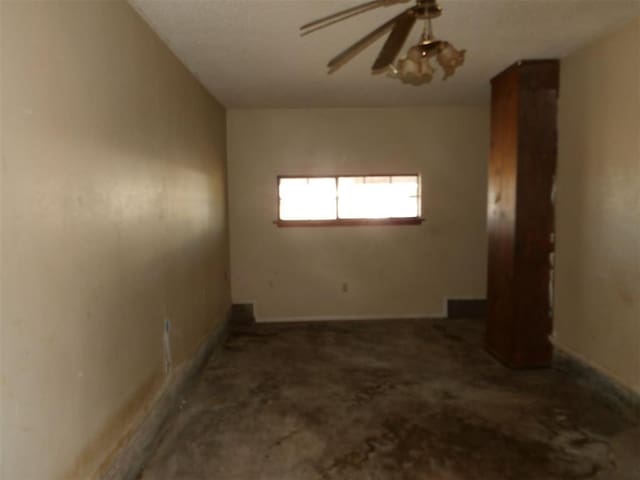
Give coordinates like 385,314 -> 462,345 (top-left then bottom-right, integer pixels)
227,107 -> 490,321
555,17 -> 640,395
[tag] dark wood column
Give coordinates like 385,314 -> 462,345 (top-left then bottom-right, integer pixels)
486,60 -> 559,368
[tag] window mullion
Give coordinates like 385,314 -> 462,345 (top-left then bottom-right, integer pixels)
335,177 -> 339,220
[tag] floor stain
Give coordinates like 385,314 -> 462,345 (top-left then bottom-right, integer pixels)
138,319 -> 639,480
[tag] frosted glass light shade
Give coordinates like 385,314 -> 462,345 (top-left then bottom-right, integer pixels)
387,39 -> 466,85
437,42 -> 466,79
388,45 -> 436,86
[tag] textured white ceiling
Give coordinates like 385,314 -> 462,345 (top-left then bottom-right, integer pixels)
130,0 -> 640,108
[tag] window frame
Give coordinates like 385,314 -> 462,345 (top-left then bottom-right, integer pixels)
275,174 -> 424,227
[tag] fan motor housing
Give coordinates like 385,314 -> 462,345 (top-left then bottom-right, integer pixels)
415,0 -> 443,19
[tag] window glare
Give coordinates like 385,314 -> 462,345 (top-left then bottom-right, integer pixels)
338,176 -> 418,219
279,177 -> 336,220
278,175 -> 420,221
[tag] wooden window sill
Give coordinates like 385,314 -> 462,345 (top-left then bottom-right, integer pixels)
274,218 -> 424,227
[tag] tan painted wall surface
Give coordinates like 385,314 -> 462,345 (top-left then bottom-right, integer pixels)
227,107 -> 489,320
1,2 -> 230,479
0,2 -> 4,477
555,18 -> 640,394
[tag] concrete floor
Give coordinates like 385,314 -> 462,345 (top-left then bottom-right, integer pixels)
139,319 -> 639,480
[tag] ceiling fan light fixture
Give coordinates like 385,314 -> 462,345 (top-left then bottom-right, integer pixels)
301,0 -> 466,85
436,41 -> 466,80
387,33 -> 465,85
385,4 -> 466,85
387,44 -> 435,85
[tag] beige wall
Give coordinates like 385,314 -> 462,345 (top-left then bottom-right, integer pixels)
1,2 -> 230,479
555,18 -> 640,394
0,2 -> 4,477
227,107 -> 489,321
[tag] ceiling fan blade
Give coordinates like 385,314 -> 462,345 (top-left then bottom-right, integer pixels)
327,9 -> 410,73
372,10 -> 416,72
301,2 -> 385,37
301,0 -> 386,31
300,0 -> 411,34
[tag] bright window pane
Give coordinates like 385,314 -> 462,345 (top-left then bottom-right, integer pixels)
278,175 -> 420,221
279,177 -> 336,220
338,175 -> 419,219
391,176 -> 419,195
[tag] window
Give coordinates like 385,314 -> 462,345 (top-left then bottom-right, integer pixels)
277,175 -> 422,226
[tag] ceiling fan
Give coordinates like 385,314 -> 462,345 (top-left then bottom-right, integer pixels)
300,0 -> 466,85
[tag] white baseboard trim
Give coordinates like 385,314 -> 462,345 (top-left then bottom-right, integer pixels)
231,298 -> 448,324
255,312 -> 445,323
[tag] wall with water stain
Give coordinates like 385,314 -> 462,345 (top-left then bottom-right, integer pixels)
0,1 -> 230,478
555,17 -> 640,395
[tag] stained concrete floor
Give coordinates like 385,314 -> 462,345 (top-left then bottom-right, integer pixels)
139,319 -> 639,480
